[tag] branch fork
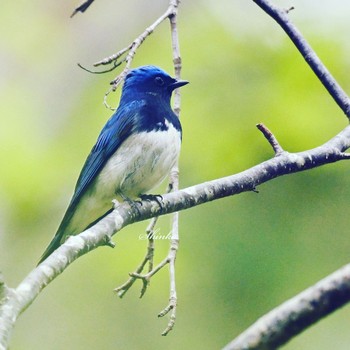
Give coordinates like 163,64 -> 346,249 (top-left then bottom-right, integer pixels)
78,0 -> 180,92
114,195 -> 180,336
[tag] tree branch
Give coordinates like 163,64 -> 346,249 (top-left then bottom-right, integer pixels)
222,262 -> 350,350
2,1 -> 350,348
77,0 -> 181,110
219,1 -> 350,348
92,1 -> 179,90
1,122 -> 350,347
253,0 -> 350,119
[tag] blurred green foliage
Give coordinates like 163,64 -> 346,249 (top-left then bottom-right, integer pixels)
1,1 -> 350,349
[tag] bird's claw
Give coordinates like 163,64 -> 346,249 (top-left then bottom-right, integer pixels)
140,194 -> 163,207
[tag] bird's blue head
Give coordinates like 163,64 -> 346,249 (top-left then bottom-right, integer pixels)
121,65 -> 188,103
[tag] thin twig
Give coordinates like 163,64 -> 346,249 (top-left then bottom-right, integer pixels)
145,218 -> 158,273
92,1 -> 179,90
77,60 -> 122,75
158,0 -> 183,335
256,123 -> 284,155
130,253 -> 171,291
253,0 -> 350,119
114,220 -> 156,298
113,181 -> 178,300
94,47 -> 130,67
102,87 -> 117,111
158,225 -> 179,336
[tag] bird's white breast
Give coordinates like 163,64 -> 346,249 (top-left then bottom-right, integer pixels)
67,123 -> 181,235
98,122 -> 181,197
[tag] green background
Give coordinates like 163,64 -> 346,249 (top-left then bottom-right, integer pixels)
1,0 -> 350,349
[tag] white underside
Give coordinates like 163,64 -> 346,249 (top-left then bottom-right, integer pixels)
67,124 -> 181,234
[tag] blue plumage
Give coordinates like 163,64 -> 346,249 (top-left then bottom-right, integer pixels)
39,66 -> 188,263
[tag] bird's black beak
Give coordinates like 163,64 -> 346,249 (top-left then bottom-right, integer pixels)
168,79 -> 189,91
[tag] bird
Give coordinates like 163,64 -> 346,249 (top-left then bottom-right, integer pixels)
38,65 -> 188,263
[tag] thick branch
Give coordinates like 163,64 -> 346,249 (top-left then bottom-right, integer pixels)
253,0 -> 350,119
222,263 -> 350,350
1,123 -> 350,347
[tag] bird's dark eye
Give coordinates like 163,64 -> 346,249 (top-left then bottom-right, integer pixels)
154,76 -> 165,86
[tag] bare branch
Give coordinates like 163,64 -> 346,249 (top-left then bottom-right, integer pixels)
253,0 -> 350,119
158,236 -> 178,336
77,61 -> 122,75
113,222 -> 155,298
222,262 -> 350,350
2,122 -> 350,347
158,0 -> 183,335
92,1 -> 179,90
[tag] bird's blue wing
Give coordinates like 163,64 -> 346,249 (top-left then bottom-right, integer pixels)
73,107 -> 136,203
38,100 -> 144,263
64,100 -> 144,224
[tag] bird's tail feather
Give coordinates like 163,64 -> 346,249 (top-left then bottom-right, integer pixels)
37,207 -> 114,265
37,233 -> 62,265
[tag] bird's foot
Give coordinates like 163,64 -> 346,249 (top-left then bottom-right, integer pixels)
140,194 -> 163,207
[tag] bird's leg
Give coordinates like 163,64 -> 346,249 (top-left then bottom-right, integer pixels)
118,191 -> 134,204
117,191 -> 142,214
